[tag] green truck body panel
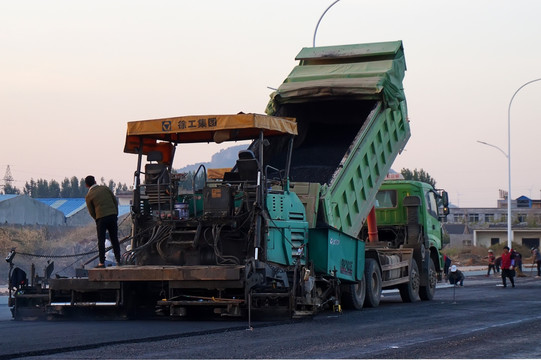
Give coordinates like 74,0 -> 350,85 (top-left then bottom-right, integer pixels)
309,227 -> 365,282
265,41 -> 410,279
320,101 -> 409,236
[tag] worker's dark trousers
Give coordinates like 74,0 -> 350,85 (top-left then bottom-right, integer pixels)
501,269 -> 515,287
96,214 -> 120,264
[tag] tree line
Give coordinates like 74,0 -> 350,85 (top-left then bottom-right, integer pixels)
1,176 -> 130,198
400,168 -> 437,188
1,168 -> 437,196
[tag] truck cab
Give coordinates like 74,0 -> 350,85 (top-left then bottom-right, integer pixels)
364,179 -> 449,285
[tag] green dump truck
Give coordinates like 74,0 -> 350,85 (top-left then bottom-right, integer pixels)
8,40 -> 448,319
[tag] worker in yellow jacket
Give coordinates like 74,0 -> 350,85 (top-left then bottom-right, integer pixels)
85,175 -> 121,268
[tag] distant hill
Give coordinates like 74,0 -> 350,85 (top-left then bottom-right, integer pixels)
175,144 -> 248,173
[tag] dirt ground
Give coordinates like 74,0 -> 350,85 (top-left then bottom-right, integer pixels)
442,242 -> 535,267
1,220 -> 133,286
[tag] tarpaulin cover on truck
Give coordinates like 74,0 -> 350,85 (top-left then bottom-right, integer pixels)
267,41 -> 406,112
124,113 -> 297,155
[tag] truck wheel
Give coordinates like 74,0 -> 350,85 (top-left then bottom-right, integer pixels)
341,277 -> 366,310
420,258 -> 437,301
399,259 -> 420,303
364,258 -> 382,308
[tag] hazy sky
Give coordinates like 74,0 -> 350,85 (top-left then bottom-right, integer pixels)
1,0 -> 541,207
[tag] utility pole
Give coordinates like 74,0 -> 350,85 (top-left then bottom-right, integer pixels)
1,165 -> 14,191
3,165 -> 14,185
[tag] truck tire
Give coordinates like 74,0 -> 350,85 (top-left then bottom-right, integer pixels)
364,258 -> 382,308
341,277 -> 366,310
420,258 -> 437,301
399,259 -> 420,303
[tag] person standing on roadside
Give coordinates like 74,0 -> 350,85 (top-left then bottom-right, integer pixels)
443,254 -> 452,281
531,247 -> 541,278
486,249 -> 496,277
495,256 -> 501,273
500,246 -> 515,288
513,250 -> 524,276
85,175 -> 122,268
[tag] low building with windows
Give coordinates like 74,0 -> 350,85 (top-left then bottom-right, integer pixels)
445,195 -> 541,249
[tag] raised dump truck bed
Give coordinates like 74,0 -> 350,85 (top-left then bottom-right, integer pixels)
265,41 -> 410,235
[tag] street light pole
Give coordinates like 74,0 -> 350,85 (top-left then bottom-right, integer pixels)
313,0 -> 341,47
481,78 -> 541,249
507,78 -> 541,249
477,140 -> 511,248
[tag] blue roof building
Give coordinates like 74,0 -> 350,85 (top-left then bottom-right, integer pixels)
1,195 -> 131,226
0,195 -> 65,226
